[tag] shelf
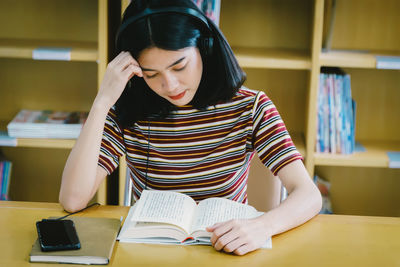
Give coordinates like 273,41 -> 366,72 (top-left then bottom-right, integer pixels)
16,138 -> 75,149
0,38 -> 97,62
232,47 -> 311,70
314,140 -> 400,168
1,122 -> 75,149
320,50 -> 400,69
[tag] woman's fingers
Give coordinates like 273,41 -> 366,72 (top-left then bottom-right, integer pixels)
123,64 -> 143,80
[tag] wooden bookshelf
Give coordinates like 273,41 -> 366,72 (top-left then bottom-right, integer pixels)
0,0 -> 110,204
308,0 -> 400,216
221,0 -> 400,216
0,39 -> 98,62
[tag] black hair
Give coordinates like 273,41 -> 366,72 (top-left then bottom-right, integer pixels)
115,0 -> 246,127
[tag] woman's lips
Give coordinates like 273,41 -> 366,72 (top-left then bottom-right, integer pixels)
169,91 -> 186,100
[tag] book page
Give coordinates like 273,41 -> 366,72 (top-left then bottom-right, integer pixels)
130,190 -> 197,234
191,198 -> 260,233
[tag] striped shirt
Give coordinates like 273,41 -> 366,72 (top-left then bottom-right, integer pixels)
98,87 -> 302,203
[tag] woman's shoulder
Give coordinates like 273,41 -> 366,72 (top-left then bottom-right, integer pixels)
233,86 -> 268,101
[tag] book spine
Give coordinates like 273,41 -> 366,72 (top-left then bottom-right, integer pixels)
343,74 -> 353,154
316,73 -> 325,153
323,74 -> 330,153
1,161 -> 12,200
0,162 -> 4,199
328,74 -> 336,153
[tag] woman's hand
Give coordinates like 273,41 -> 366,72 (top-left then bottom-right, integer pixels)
95,51 -> 143,109
206,217 -> 269,256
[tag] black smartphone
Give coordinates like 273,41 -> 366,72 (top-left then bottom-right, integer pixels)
36,219 -> 81,252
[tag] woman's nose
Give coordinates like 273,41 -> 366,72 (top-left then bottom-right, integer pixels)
161,73 -> 179,92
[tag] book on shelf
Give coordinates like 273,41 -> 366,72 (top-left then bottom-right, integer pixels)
29,217 -> 121,265
0,151 -> 12,200
118,190 -> 272,248
192,0 -> 221,26
0,130 -> 17,147
7,110 -> 88,139
375,55 -> 400,70
387,152 -> 400,169
316,67 -> 355,154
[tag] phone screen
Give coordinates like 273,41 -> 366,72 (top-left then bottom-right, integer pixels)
36,219 -> 81,251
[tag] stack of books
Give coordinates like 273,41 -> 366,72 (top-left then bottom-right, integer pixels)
316,68 -> 356,154
7,110 -> 88,139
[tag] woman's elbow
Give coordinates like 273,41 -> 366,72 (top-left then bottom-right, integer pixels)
59,194 -> 88,213
311,184 -> 323,215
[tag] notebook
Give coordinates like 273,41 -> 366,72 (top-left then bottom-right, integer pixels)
29,217 -> 121,265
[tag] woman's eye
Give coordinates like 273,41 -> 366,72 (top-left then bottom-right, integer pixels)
174,65 -> 186,71
145,73 -> 157,79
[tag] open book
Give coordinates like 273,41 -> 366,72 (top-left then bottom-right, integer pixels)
117,190 -> 272,248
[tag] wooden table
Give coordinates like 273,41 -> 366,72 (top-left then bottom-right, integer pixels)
0,201 -> 399,266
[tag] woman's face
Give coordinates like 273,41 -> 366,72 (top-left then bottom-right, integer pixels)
138,46 -> 203,106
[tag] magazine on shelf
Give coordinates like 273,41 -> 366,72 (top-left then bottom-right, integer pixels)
118,190 -> 272,248
7,110 -> 88,139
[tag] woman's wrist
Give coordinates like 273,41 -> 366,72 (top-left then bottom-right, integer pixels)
256,212 -> 277,239
92,95 -> 114,114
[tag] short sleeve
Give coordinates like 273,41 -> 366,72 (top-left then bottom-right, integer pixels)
98,107 -> 126,175
252,91 -> 303,175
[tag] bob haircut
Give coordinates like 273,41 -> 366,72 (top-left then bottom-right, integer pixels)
115,0 -> 246,127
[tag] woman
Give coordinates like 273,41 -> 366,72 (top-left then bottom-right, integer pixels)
59,0 -> 322,255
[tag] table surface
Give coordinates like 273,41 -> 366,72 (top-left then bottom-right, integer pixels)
1,201 -> 399,267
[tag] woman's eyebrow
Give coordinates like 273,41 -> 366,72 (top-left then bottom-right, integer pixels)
141,57 -> 186,71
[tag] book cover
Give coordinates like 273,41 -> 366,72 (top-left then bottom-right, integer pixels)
118,190 -> 272,248
29,217 -> 121,265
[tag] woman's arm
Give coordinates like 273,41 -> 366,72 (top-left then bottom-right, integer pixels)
59,51 -> 142,212
207,159 -> 322,255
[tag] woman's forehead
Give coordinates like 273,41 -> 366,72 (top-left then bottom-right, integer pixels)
138,47 -> 196,70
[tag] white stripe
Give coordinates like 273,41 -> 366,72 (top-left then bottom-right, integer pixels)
258,135 -> 290,156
